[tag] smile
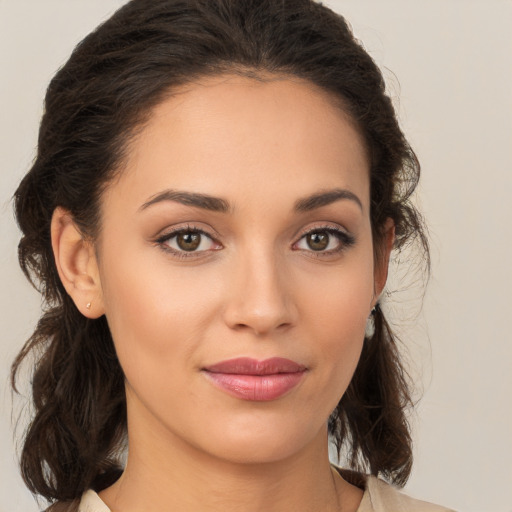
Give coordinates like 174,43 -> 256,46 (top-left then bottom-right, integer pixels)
202,357 -> 307,401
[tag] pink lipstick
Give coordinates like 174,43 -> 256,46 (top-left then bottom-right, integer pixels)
202,357 -> 306,401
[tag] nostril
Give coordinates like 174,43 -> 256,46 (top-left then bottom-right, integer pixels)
229,318 -> 293,337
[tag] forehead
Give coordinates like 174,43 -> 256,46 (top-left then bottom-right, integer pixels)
106,73 -> 370,213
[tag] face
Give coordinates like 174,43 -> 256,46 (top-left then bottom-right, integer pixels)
95,73 -> 384,464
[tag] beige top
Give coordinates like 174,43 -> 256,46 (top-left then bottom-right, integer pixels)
77,476 -> 455,512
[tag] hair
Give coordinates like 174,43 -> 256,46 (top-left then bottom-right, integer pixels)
12,0 -> 429,507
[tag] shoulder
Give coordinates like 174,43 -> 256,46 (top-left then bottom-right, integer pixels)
45,501 -> 80,512
47,475 -> 456,512
45,490 -> 109,512
334,467 -> 455,512
362,475 -> 456,512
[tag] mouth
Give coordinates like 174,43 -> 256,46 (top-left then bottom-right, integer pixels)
202,357 -> 307,401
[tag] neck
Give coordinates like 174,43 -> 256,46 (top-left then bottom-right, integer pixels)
99,436 -> 360,512
99,397 -> 363,512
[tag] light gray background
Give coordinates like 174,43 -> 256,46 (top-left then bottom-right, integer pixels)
1,1 -> 511,511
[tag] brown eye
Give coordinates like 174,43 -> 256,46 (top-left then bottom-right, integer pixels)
177,232 -> 201,251
158,228 -> 220,255
294,227 -> 355,255
306,231 -> 329,251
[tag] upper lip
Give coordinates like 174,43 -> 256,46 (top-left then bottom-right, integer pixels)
203,357 -> 306,375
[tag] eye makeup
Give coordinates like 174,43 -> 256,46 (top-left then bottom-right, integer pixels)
293,224 -> 356,257
153,220 -> 356,262
154,224 -> 222,259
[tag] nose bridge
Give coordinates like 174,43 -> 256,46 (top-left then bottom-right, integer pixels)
223,242 -> 295,335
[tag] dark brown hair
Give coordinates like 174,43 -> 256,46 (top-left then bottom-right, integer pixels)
12,0 -> 428,506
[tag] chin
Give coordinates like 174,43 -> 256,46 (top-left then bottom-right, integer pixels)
189,415 -> 326,466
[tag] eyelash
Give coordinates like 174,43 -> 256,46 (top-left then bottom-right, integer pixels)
155,224 -> 221,259
154,224 -> 355,259
293,225 -> 356,257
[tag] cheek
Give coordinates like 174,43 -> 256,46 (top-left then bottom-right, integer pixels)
98,246 -> 222,380
300,251 -> 374,337
296,251 -> 374,398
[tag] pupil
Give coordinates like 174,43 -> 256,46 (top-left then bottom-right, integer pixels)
307,232 -> 329,251
177,232 -> 201,251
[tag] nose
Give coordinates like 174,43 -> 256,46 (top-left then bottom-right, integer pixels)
222,249 -> 297,337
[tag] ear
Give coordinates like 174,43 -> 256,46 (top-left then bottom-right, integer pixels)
372,218 -> 395,306
51,207 -> 105,318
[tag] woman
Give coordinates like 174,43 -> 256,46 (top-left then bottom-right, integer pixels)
11,0 -> 454,511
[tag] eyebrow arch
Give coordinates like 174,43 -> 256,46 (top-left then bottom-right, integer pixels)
139,189 -> 230,213
294,188 -> 363,212
140,187 -> 362,214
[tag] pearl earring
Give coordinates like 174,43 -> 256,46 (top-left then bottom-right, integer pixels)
86,302 -> 91,310
365,303 -> 379,339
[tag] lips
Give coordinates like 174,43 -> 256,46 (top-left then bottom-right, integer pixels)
202,357 -> 306,401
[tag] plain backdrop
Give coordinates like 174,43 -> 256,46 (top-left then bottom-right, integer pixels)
1,1 -> 511,511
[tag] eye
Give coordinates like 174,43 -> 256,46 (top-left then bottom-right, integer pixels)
157,227 -> 221,255
294,227 -> 355,253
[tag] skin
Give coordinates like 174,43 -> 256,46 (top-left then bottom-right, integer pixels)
52,73 -> 393,512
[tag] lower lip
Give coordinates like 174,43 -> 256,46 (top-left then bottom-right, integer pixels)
203,371 -> 305,401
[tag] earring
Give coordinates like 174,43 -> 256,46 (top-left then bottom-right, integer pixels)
365,303 -> 379,338
86,302 -> 91,310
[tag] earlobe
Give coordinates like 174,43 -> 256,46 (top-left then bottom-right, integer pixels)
373,218 -> 395,306
50,207 -> 105,318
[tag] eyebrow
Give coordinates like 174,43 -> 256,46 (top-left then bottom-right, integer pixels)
139,187 -> 362,214
294,188 -> 363,212
140,190 -> 230,213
